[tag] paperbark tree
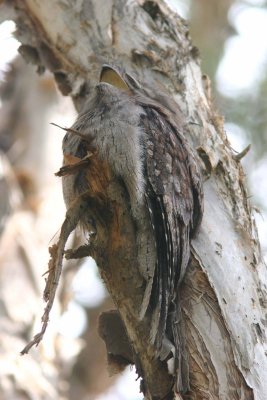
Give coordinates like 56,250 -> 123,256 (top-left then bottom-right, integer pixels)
0,59 -> 70,400
1,0 -> 266,399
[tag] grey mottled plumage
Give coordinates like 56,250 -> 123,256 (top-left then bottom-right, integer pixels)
61,65 -> 203,393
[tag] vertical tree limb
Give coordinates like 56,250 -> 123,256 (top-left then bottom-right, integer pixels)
1,0 -> 266,398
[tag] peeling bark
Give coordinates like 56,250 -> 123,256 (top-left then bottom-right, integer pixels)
0,59 -> 73,400
1,0 -> 267,399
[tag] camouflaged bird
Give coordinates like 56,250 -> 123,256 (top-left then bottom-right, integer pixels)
60,65 -> 203,393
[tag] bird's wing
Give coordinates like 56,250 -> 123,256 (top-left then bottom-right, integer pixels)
139,104 -> 203,352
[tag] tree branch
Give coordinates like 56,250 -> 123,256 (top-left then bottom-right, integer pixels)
2,0 -> 266,398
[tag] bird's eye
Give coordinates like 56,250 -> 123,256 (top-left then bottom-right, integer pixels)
100,68 -> 130,92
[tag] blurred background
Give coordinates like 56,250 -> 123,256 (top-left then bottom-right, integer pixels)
0,0 -> 266,399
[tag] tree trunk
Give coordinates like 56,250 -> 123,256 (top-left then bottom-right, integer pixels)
1,0 -> 266,399
0,58 -> 71,400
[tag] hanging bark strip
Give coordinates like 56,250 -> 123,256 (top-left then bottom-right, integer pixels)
20,192 -> 89,354
4,0 -> 266,398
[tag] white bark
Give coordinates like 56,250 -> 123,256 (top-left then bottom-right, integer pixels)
0,58 -> 78,400
1,0 -> 266,399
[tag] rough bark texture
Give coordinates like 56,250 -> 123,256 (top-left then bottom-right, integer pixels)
1,0 -> 267,399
